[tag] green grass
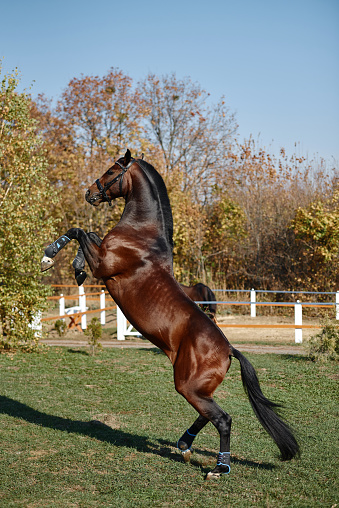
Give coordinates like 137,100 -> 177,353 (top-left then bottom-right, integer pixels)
0,347 -> 338,507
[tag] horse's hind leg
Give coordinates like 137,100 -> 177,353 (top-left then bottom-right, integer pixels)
72,233 -> 103,286
205,403 -> 232,479
175,357 -> 232,478
177,414 -> 209,462
178,396 -> 232,478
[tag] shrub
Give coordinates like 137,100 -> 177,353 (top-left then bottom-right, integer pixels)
54,319 -> 67,337
84,317 -> 102,355
306,317 -> 339,362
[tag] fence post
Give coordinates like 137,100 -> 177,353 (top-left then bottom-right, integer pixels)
100,290 -> 106,325
59,294 -> 65,318
295,300 -> 302,343
116,306 -> 125,340
250,289 -> 256,318
29,311 -> 42,337
336,291 -> 339,320
79,286 -> 87,330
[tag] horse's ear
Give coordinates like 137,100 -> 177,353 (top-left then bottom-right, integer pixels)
123,149 -> 131,166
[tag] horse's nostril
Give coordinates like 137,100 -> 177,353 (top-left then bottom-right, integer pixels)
85,189 -> 90,202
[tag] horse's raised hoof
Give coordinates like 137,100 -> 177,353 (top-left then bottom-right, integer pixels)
41,255 -> 54,272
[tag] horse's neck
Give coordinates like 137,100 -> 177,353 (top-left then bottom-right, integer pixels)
120,171 -> 173,250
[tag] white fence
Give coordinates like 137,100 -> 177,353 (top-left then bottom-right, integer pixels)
45,286 -> 339,344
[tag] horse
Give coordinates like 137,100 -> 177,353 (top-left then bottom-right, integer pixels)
180,283 -> 217,322
41,149 -> 299,478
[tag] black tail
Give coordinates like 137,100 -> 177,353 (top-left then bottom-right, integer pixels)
231,346 -> 300,460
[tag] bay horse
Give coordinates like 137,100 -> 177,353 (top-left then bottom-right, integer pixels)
41,150 -> 299,478
180,283 -> 217,322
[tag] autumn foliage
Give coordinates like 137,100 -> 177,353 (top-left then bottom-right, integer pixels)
0,68 -> 58,349
29,68 -> 338,293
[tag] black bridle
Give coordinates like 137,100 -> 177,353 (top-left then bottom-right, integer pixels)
95,159 -> 135,206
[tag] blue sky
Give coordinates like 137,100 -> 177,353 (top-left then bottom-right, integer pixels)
1,0 -> 338,163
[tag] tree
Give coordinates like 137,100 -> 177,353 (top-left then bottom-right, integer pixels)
215,138 -> 335,289
31,70 -> 149,286
138,73 -> 238,282
291,190 -> 339,291
139,73 -> 237,199
57,68 -> 146,161
0,67 -> 58,350
203,191 -> 247,285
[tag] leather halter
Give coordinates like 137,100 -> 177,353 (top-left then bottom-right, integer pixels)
95,159 -> 135,206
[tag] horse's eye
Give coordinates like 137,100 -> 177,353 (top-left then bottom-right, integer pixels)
107,169 -> 113,175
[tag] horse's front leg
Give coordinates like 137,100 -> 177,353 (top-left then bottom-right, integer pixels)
41,229 -> 101,277
72,233 -> 103,286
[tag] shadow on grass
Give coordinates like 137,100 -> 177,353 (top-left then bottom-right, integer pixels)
67,348 -> 90,356
0,395 -> 274,471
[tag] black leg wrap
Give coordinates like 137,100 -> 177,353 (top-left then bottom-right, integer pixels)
206,452 -> 231,478
75,269 -> 87,286
72,247 -> 85,270
45,235 -> 71,258
177,429 -> 196,451
217,451 -> 231,472
72,247 -> 87,286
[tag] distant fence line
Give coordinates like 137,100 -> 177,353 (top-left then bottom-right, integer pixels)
40,285 -> 339,343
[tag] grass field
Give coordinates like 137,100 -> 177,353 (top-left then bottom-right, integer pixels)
0,347 -> 338,507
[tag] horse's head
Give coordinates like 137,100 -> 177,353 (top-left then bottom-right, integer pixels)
85,149 -> 134,207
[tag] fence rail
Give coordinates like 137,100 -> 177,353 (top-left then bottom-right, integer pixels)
41,286 -> 339,343
41,306 -> 117,322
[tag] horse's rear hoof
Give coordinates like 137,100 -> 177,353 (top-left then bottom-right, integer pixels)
180,448 -> 193,463
206,471 -> 222,480
206,464 -> 231,479
41,255 -> 54,272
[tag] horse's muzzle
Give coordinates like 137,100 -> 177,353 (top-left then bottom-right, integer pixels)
85,189 -> 101,206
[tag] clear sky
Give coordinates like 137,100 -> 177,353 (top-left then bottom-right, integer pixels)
1,0 -> 338,163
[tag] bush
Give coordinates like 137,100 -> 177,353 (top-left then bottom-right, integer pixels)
84,317 -> 102,355
306,317 -> 339,362
54,319 -> 67,337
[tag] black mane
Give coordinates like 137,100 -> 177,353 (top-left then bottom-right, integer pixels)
136,159 -> 174,251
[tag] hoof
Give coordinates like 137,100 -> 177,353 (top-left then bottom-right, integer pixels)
180,448 -> 193,463
205,464 -> 231,480
206,471 -> 223,480
41,255 -> 54,272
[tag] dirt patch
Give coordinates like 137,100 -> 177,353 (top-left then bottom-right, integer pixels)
216,314 -> 318,344
90,413 -> 121,429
